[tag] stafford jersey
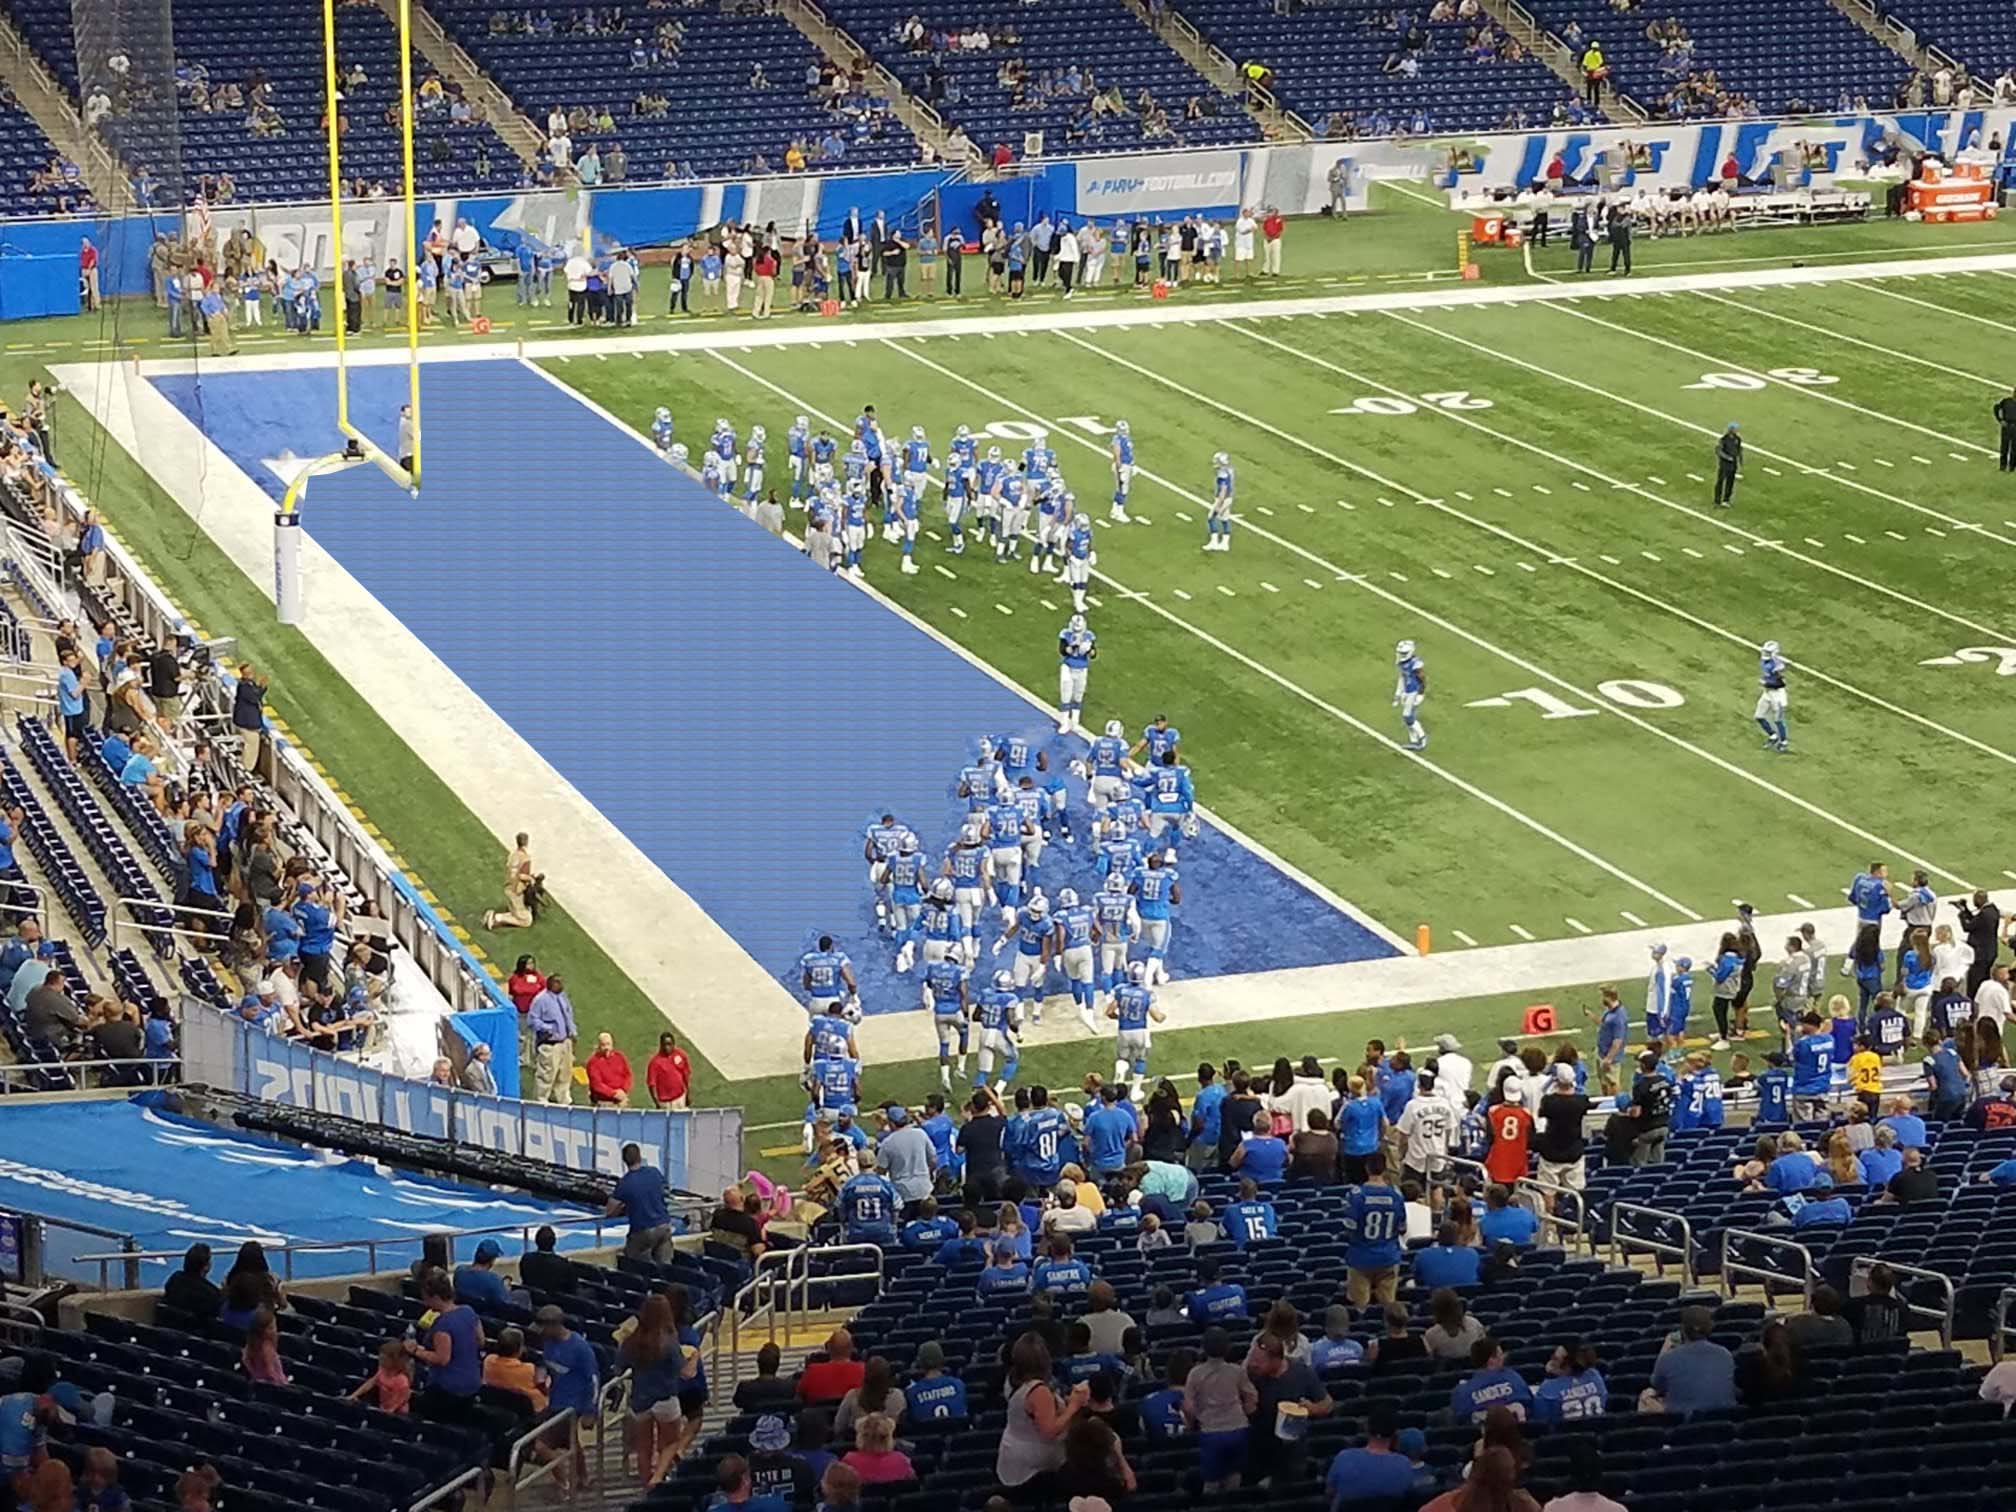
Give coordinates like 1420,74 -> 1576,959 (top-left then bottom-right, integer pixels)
904,437 -> 932,475
1114,983 -> 1153,1031
1398,656 -> 1426,697
1058,903 -> 1095,950
924,959 -> 966,1015
1141,724 -> 1180,762
800,948 -> 850,999
1760,651 -> 1787,690
809,1054 -> 858,1109
1134,866 -> 1178,919
1093,887 -> 1134,940
976,987 -> 1019,1033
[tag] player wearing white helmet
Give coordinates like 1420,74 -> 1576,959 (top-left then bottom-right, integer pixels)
786,415 -> 811,501
1393,639 -> 1428,751
1206,451 -> 1235,551
1054,884 -> 1099,1031
887,831 -> 928,972
1754,639 -> 1789,753
652,406 -> 675,454
1109,418 -> 1135,523
996,458 -> 1034,565
1062,508 -> 1094,615
944,423 -> 977,555
668,441 -> 690,468
743,423 -> 767,502
1086,717 -> 1130,812
1057,614 -> 1097,736
975,443 -> 1008,549
996,888 -> 1057,1023
920,947 -> 970,1088
944,820 -> 992,955
1107,958 -> 1167,1096
972,968 -> 1021,1089
712,418 -> 739,486
1092,869 -> 1137,996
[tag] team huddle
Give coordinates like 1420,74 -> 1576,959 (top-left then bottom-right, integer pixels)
795,716 -> 1199,1140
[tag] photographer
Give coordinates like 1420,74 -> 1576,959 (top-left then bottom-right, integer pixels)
484,830 -> 538,932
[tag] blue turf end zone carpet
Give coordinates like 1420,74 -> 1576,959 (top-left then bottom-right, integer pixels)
151,361 -> 1399,1020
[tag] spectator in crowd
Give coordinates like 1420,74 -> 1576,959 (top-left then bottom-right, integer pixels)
1737,1319 -> 1801,1407
647,1031 -> 692,1108
608,1141 -> 675,1262
219,1241 -> 284,1328
1183,1326 -> 1257,1491
453,1238 -> 511,1309
586,1031 -> 633,1106
799,1329 -> 866,1404
878,1104 -> 936,1210
1426,1289 -> 1488,1360
527,973 -> 577,1104
405,1268 -> 483,1423
1326,1405 -> 1419,1506
997,1334 -> 1087,1498
518,1225 -> 572,1293
1646,1306 -> 1736,1414
841,1412 -> 914,1485
163,1243 -> 222,1322
736,1342 -> 800,1412
710,1185 -> 768,1262
482,1327 -> 548,1414
239,1307 -> 287,1386
834,1357 -> 903,1442
621,1294 -> 695,1487
507,953 -> 546,1016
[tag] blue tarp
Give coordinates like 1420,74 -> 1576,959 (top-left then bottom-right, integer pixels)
447,1007 -> 522,1099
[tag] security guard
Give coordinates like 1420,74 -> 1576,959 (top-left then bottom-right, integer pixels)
1996,386 -> 2016,473
1714,422 -> 1743,507
1606,200 -> 1634,274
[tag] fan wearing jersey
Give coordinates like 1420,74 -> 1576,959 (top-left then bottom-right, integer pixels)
1091,870 -> 1138,995
651,406 -> 675,455
1108,960 -> 1168,1094
798,935 -> 859,1019
836,1168 -> 899,1245
1754,639 -> 1790,753
1132,852 -> 1182,985
1393,640 -> 1428,751
1058,615 -> 1097,736
1054,886 -> 1100,1029
1203,452 -> 1235,551
921,955 -> 971,1088
972,970 -> 1022,1089
1532,1343 -> 1608,1425
1109,420 -> 1135,523
1015,1086 -> 1070,1189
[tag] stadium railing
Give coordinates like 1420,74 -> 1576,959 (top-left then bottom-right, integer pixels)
106,894 -> 236,958
1720,1226 -> 1817,1306
502,1406 -> 575,1511
69,1214 -> 615,1290
1849,1255 -> 1955,1348
6,1211 -> 148,1290
709,1241 -> 886,1395
0,1055 -> 172,1093
407,1464 -> 485,1512
1993,1286 -> 2016,1363
1608,1199 -> 1697,1286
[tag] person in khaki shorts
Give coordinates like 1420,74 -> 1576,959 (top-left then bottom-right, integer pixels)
1342,1152 -> 1406,1305
485,832 -> 535,931
526,974 -> 576,1103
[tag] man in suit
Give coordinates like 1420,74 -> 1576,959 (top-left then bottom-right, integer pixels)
1606,199 -> 1633,273
1996,386 -> 2016,472
1570,205 -> 1595,274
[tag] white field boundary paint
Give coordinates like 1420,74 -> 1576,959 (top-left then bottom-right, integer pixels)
123,250 -> 2016,380
51,356 -> 809,1081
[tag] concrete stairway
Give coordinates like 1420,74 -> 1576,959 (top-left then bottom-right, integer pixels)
775,0 -> 977,167
0,12 -> 133,213
1478,0 -> 1647,122
1125,0 -> 1309,141
1824,0 -> 1981,95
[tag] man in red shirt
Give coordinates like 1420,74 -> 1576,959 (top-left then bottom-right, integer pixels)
1482,1082 -> 1534,1186
991,141 -> 1014,170
584,1031 -> 632,1106
796,1328 -> 864,1403
79,237 -> 100,311
647,1031 -> 692,1109
1261,208 -> 1284,276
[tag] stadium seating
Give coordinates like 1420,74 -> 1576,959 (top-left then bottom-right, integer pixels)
1592,1120 -> 2016,1339
815,0 -> 1260,157
1170,0 -> 1590,134
1525,0 -> 1911,116
7,0 -> 519,205
427,0 -> 917,181
1882,1 -> 2016,80
0,89 -> 91,219
0,743 -> 107,947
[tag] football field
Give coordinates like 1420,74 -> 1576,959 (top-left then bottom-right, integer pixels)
546,260 -> 2016,953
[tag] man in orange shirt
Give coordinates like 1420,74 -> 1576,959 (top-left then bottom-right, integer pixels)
647,1031 -> 692,1109
1481,1082 -> 1534,1187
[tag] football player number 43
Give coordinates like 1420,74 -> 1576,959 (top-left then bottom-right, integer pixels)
1468,681 -> 1686,719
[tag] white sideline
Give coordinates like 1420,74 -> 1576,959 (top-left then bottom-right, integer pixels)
59,245 -> 2016,1077
121,249 -> 2016,380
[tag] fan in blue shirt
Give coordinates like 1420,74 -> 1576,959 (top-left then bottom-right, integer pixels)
977,1245 -> 1030,1297
1479,1191 -> 1540,1249
1342,1164 -> 1406,1271
1221,1181 -> 1278,1247
1791,1018 -> 1835,1097
1450,1342 -> 1532,1423
905,1344 -> 969,1420
1031,1236 -> 1093,1296
900,1202 -> 960,1250
1531,1346 -> 1608,1424
1763,1146 -> 1823,1193
1233,1116 -> 1290,1183
1185,1258 -> 1249,1323
1084,1093 -> 1136,1174
836,1171 -> 899,1244
1191,1071 -> 1229,1148
1412,1230 -> 1482,1289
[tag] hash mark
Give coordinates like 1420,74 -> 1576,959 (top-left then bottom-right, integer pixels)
1646,475 -> 1668,485
1803,537 -> 1826,548
1256,505 -> 1276,516
1472,565 -> 1494,576
1175,511 -> 1194,522
1216,585 -> 1237,597
1844,532 -> 1867,544
1173,589 -> 1193,600
1565,917 -> 1592,936
1517,562 -> 1537,572
1872,458 -> 1894,468
1884,530 -> 1908,541
1390,571 -> 1409,582
1721,544 -> 1745,555
934,565 -> 957,579
1640,550 -> 1661,561
1925,527 -> 1946,538
1261,581 -> 1280,593
1533,485 -> 1552,495
1685,472 -> 1704,483
1039,598 -> 1058,610
1508,924 -> 1535,941
1763,465 -> 1783,476
1620,910 -> 1647,928
1600,554 -> 1621,564
1493,487 -> 1513,498
1297,503 -> 1316,513
1948,452 -> 1970,462
1912,455 -> 1934,465
1571,481 -> 1591,492
949,606 -> 968,618
1432,567 -> 1453,579
993,603 -> 1014,616
1787,893 -> 1815,909
1302,578 -> 1323,589
1452,930 -> 1479,947
1454,490 -> 1474,501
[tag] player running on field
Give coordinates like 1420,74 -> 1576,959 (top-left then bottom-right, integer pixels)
1108,960 -> 1167,1096
972,970 -> 1021,1089
1754,639 -> 1790,753
1394,639 -> 1428,751
1057,614 -> 1097,735
1205,452 -> 1235,551
922,954 -> 971,1088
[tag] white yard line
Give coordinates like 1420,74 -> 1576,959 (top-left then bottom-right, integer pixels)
1847,278 -> 2016,339
1544,301 -> 2002,461
1056,329 -> 1977,890
1384,312 -> 2016,644
1690,290 -> 2009,390
878,337 -> 1702,922
1221,318 -> 2016,773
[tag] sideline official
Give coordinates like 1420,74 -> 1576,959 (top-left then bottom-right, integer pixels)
1714,422 -> 1743,506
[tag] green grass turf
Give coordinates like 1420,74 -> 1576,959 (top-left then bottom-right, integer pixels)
8,203 -> 2015,1176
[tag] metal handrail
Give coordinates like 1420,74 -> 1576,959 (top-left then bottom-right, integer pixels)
1609,1200 -> 1696,1286
406,1463 -> 484,1512
591,1369 -> 633,1489
503,1407 -> 576,1508
70,1216 -> 610,1288
0,1300 -> 46,1341
1720,1227 -> 1815,1304
108,895 -> 237,955
1849,1256 -> 1955,1350
714,1245 -> 810,1394
1514,1174 -> 1587,1249
1992,1287 -> 2016,1364
0,1055 -> 174,1092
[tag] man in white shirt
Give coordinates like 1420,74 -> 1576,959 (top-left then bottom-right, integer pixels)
1976,965 -> 2012,1030
1054,223 -> 1080,297
1433,1033 -> 1473,1108
1541,1443 -> 1627,1512
563,250 -> 592,325
1233,209 -> 1257,276
1394,1071 -> 1455,1184
452,217 -> 480,258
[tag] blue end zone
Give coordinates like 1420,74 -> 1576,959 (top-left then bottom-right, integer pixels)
152,361 -> 1398,1018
